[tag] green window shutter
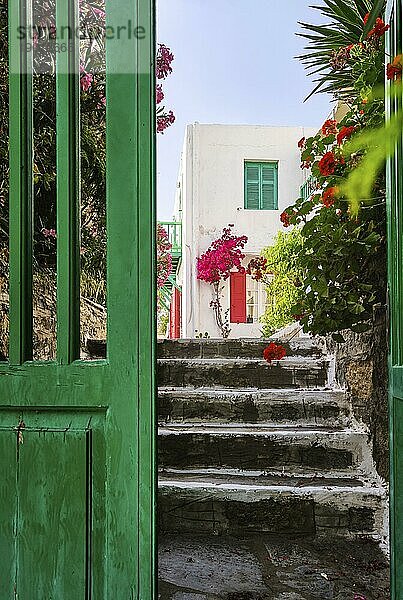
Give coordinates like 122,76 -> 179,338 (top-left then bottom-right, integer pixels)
244,162 -> 278,210
245,164 -> 260,209
261,163 -> 278,210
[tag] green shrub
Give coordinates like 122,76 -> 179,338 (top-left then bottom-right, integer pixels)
260,229 -> 304,336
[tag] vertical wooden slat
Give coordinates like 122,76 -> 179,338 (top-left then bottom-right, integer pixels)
106,0 -> 156,595
56,0 -> 80,364
8,0 -> 33,365
105,0 -> 140,594
137,2 -> 156,594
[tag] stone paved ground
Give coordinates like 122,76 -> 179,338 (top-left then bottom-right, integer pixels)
158,534 -> 390,600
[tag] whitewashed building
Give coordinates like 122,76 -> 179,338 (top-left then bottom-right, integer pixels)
169,123 -> 316,339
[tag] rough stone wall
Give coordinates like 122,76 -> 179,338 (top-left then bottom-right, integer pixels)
326,306 -> 389,480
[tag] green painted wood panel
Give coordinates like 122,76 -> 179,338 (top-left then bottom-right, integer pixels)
56,0 -> 81,364
386,1 -> 403,597
0,431 -> 16,599
2,0 -> 156,596
8,0 -> 34,364
17,430 -> 87,598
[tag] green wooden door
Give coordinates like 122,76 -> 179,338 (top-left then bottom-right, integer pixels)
387,1 -> 403,597
1,0 -> 156,597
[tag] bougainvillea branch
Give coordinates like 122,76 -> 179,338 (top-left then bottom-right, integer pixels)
157,224 -> 173,289
156,43 -> 176,134
197,225 -> 248,338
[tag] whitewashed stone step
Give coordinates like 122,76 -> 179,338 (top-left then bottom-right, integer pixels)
158,425 -> 368,472
158,357 -> 329,389
158,387 -> 350,425
158,471 -> 385,538
157,337 -> 325,359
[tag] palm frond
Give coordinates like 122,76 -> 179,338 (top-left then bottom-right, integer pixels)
297,0 -> 387,100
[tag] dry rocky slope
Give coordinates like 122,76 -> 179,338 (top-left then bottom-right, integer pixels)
157,338 -> 387,541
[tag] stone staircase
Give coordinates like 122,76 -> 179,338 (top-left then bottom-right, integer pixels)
157,338 -> 387,541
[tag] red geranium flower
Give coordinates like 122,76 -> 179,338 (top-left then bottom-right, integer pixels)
298,137 -> 305,149
364,13 -> 389,37
318,152 -> 337,177
321,187 -> 338,208
301,156 -> 313,170
321,119 -> 338,136
387,55 -> 403,80
337,125 -> 356,145
280,211 -> 291,228
263,342 -> 287,365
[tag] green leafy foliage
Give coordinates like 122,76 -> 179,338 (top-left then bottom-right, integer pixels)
281,0 -> 389,340
260,230 -> 304,337
341,85 -> 403,211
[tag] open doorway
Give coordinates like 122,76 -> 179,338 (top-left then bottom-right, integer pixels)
156,1 -> 391,598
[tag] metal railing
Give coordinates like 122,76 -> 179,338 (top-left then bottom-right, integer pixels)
159,221 -> 182,256
300,175 -> 318,202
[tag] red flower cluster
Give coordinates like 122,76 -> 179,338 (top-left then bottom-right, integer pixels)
364,13 -> 389,38
321,119 -> 338,136
263,342 -> 287,365
280,211 -> 291,228
292,313 -> 305,321
337,125 -> 356,145
321,187 -> 337,208
246,256 -> 268,282
197,225 -> 248,284
298,137 -> 305,149
387,55 -> 403,80
318,151 -> 337,176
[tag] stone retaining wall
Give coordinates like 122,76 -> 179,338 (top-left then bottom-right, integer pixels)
326,306 -> 389,480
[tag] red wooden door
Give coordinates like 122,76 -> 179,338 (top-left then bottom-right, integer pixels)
230,272 -> 246,323
170,288 -> 181,339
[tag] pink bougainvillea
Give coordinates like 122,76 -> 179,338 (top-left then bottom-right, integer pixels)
156,84 -> 165,105
157,224 -> 172,289
197,225 -> 248,338
156,44 -> 176,134
156,44 -> 175,79
42,228 -> 57,239
197,225 -> 248,284
157,111 -> 176,134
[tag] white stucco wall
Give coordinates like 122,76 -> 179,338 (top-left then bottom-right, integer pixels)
174,123 -> 317,339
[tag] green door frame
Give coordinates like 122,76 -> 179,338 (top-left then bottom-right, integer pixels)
387,1 -> 402,597
1,0 -> 156,596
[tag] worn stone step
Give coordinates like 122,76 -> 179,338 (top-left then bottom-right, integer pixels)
157,337 -> 325,360
158,471 -> 385,538
157,357 -> 329,389
86,337 -> 325,360
158,425 -> 367,472
158,388 -> 350,426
